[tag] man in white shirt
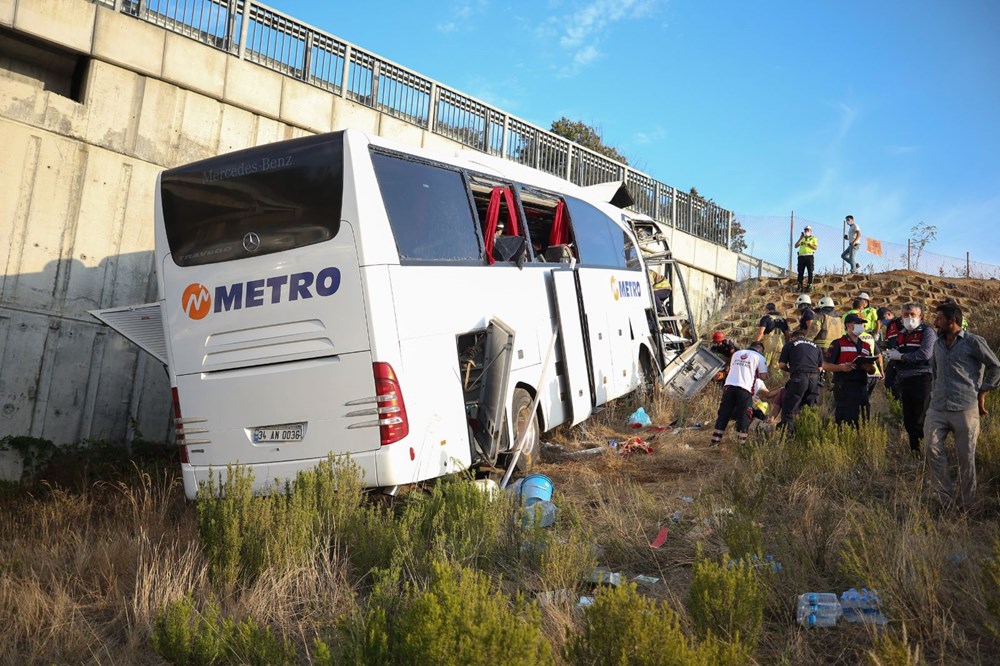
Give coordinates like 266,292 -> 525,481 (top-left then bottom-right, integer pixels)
711,341 -> 769,446
841,214 -> 861,272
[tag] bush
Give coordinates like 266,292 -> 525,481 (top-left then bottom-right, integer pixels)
196,457 -> 373,587
393,475 -> 509,577
152,594 -> 296,665
334,558 -> 553,666
152,594 -> 225,665
687,548 -> 764,648
564,583 -> 747,666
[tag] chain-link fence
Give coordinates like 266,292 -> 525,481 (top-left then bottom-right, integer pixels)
735,213 -> 1000,279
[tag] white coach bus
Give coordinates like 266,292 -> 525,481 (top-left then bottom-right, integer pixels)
95,129 -> 703,499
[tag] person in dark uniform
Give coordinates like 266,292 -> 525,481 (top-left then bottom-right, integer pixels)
880,309 -> 905,399
882,303 -> 936,452
777,329 -> 825,429
710,330 -> 737,383
823,313 -> 876,427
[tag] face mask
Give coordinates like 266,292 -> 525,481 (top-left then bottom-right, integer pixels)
880,317 -> 891,327
852,324 -> 865,336
804,231 -> 811,237
902,317 -> 920,331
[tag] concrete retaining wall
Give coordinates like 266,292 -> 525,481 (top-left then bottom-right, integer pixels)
0,0 -> 738,457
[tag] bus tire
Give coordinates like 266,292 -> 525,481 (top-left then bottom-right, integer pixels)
638,348 -> 658,395
511,388 -> 540,472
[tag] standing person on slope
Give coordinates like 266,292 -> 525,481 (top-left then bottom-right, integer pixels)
924,302 -> 1000,510
841,214 -> 862,273
794,225 -> 818,292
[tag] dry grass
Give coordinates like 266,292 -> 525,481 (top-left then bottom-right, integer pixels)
2,377 -> 1000,664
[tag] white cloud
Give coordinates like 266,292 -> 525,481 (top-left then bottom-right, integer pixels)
435,0 -> 489,33
544,0 -> 661,76
632,126 -> 667,145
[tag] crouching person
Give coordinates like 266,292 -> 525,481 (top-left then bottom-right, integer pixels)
711,341 -> 768,446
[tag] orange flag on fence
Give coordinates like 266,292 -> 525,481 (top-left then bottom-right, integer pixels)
866,237 -> 883,257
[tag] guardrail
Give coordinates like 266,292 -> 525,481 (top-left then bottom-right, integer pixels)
99,0 -> 734,248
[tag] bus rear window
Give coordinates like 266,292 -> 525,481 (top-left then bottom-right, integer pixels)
160,133 -> 344,267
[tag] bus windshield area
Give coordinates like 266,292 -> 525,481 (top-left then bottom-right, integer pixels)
160,133 -> 345,267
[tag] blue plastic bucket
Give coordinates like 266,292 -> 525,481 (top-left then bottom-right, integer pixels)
518,474 -> 553,506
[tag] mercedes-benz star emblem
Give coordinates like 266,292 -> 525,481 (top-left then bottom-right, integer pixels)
242,232 -> 261,252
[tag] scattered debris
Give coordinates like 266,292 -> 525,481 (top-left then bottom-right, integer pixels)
576,596 -> 595,609
670,510 -> 683,523
535,589 -> 575,605
727,553 -> 783,574
587,567 -> 623,587
677,496 -> 696,503
522,500 -> 558,528
627,406 -> 653,428
618,436 -> 653,457
633,574 -> 660,585
649,526 -> 669,549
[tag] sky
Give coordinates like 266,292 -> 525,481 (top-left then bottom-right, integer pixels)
275,0 -> 1000,266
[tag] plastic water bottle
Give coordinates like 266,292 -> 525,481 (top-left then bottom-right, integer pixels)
796,593 -> 842,627
840,588 -> 888,626
522,500 -> 557,528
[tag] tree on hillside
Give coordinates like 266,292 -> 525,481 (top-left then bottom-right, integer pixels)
550,117 -> 629,165
908,221 -> 937,269
688,187 -> 747,253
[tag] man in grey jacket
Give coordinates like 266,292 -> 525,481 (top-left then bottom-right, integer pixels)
924,301 -> 1000,509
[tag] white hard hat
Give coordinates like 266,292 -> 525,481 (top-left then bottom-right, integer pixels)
818,296 -> 835,308
795,293 -> 812,306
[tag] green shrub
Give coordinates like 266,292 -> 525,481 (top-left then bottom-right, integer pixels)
152,594 -> 296,666
719,510 -> 764,561
152,594 -> 225,665
335,558 -> 552,666
687,548 -> 764,648
564,583 -> 748,666
393,475 -> 508,576
196,457 -> 373,587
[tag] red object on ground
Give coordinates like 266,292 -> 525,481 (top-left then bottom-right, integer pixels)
650,526 -> 669,549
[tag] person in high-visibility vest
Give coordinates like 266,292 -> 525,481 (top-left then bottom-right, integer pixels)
794,225 -> 818,292
648,268 -> 672,315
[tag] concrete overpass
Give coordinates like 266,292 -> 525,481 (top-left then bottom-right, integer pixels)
0,0 -> 760,458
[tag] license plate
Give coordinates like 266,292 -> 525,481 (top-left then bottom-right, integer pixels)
252,423 -> 304,443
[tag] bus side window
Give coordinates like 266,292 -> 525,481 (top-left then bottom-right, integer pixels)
563,197 -> 630,269
372,153 -> 481,262
520,190 -> 574,263
471,182 -> 522,264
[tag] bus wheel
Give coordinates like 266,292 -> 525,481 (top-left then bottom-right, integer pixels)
511,388 -> 540,472
638,351 -> 659,396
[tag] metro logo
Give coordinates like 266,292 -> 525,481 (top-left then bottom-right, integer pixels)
610,276 -> 642,302
182,283 -> 212,320
181,267 -> 341,320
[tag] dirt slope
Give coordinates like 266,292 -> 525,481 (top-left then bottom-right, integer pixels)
711,270 -> 1000,342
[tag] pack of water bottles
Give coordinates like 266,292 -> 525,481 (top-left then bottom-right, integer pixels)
796,589 -> 888,627
796,593 -> 842,628
839,588 -> 888,625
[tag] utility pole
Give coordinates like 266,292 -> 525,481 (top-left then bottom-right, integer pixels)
788,211 -> 794,274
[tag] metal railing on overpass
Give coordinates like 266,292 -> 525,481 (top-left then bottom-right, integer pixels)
96,0 -> 735,248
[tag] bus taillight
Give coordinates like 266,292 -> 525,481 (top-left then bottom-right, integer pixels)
172,387 -> 189,464
373,362 -> 408,445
